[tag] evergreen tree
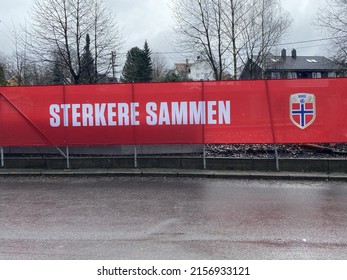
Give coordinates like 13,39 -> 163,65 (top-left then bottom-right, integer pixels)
122,47 -> 145,82
80,34 -> 96,84
142,40 -> 153,82
122,41 -> 153,83
0,65 -> 6,86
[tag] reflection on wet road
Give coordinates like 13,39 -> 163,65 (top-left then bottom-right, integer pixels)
0,177 -> 346,259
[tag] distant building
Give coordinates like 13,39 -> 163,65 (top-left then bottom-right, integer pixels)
6,76 -> 20,86
189,56 -> 215,81
240,49 -> 346,80
174,59 -> 192,81
173,57 -> 216,81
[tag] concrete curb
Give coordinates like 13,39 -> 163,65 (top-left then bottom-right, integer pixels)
1,168 -> 347,181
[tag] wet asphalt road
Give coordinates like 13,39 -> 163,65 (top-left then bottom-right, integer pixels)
0,176 -> 347,260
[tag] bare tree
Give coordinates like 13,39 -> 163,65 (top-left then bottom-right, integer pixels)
222,0 -> 250,79
239,0 -> 292,79
173,0 -> 230,80
0,57 -> 6,85
26,0 -> 122,84
173,0 -> 291,80
152,53 -> 169,82
316,0 -> 347,61
1,23 -> 32,86
92,0 -> 123,81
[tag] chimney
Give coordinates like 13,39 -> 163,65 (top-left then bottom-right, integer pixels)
292,49 -> 297,59
281,49 -> 286,58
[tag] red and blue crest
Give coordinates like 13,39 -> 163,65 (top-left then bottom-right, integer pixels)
290,93 -> 316,129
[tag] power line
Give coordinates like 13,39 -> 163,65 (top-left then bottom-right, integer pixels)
276,36 -> 345,47
294,43 -> 332,50
120,37 -> 343,56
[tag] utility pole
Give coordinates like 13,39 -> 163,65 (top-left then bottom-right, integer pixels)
111,51 -> 117,83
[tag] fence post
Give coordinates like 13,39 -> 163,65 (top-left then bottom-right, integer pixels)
264,80 -> 280,172
66,146 -> 70,169
134,146 -> 138,168
0,147 -> 4,167
203,145 -> 207,170
202,82 -> 206,170
274,146 -> 280,172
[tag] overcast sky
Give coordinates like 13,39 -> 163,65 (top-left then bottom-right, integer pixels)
0,0 -> 327,66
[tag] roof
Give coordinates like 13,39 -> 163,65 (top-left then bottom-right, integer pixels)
259,54 -> 345,71
174,63 -> 192,73
6,75 -> 20,86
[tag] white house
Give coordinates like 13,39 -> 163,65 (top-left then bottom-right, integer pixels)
189,57 -> 215,81
173,57 -> 215,81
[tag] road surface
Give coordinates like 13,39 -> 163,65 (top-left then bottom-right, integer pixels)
0,176 -> 346,259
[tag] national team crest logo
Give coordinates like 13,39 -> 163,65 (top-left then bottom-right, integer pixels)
290,93 -> 316,129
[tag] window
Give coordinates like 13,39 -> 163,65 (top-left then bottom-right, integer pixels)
306,59 -> 318,63
328,72 -> 337,78
288,72 -> 297,79
271,72 -> 281,79
312,72 -> 322,79
271,58 -> 280,63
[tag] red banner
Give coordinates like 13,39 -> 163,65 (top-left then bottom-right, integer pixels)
0,79 -> 346,146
